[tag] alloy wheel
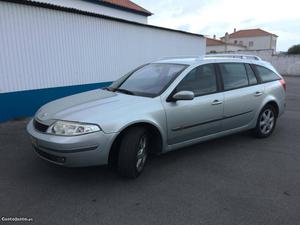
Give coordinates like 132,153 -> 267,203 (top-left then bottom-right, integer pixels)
259,109 -> 275,135
136,135 -> 148,172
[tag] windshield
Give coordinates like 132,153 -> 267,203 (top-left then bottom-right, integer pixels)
109,63 -> 187,97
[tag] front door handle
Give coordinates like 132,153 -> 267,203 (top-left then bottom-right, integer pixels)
254,91 -> 263,96
211,99 -> 223,105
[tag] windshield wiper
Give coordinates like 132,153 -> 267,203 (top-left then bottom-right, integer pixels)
102,87 -> 114,91
114,88 -> 135,95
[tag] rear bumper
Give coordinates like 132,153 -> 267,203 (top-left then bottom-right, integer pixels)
27,119 -> 117,167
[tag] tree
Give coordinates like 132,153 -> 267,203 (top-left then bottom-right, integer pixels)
287,44 -> 300,54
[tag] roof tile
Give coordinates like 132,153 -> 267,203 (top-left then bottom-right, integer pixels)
206,38 -> 225,46
229,28 -> 278,38
99,0 -> 152,15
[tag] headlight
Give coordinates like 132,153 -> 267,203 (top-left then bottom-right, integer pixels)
47,121 -> 101,136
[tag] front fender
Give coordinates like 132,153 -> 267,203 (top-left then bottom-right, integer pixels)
110,118 -> 168,152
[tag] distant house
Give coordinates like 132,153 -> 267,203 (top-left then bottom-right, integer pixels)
220,28 -> 278,52
206,36 -> 246,53
206,28 -> 278,53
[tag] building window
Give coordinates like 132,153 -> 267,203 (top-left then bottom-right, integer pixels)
239,41 -> 243,45
234,40 -> 238,44
249,41 -> 254,47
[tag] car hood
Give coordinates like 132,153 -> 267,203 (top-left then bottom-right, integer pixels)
35,89 -> 153,124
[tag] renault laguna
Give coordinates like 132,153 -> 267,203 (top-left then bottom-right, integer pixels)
27,55 -> 286,178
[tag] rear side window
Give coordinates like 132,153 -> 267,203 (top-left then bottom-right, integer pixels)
176,64 -> 217,96
219,63 -> 248,90
245,64 -> 257,85
254,65 -> 280,82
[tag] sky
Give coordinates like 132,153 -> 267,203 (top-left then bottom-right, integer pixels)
135,0 -> 300,51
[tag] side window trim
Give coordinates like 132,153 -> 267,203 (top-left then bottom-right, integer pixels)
245,63 -> 259,86
214,63 -> 223,92
250,64 -> 263,83
244,63 -> 251,85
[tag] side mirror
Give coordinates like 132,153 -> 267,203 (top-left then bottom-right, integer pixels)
172,91 -> 194,101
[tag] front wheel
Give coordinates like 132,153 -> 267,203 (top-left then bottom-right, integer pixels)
117,127 -> 149,178
254,105 -> 277,138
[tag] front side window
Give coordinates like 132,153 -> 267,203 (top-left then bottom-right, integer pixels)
219,63 -> 248,90
254,65 -> 280,82
110,63 -> 187,97
175,64 -> 217,96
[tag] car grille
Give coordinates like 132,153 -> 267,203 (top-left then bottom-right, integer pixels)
33,119 -> 49,133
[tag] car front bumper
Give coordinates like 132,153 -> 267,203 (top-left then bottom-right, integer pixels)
26,119 -> 117,167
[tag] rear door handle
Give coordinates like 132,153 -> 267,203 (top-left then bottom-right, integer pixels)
211,99 -> 223,105
254,91 -> 263,96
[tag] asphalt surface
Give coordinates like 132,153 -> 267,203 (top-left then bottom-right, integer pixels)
1,76 -> 300,225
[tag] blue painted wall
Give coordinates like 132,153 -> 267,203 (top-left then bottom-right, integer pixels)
0,82 -> 112,122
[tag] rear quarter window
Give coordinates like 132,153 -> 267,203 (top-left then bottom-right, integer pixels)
254,65 -> 280,82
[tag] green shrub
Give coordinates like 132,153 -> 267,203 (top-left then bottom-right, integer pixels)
288,44 -> 300,54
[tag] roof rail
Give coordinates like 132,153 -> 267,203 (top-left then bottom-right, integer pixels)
205,54 -> 262,61
159,56 -> 199,60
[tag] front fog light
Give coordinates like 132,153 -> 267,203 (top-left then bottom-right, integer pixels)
47,121 -> 100,136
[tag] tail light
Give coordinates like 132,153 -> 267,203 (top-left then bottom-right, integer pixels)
279,79 -> 286,92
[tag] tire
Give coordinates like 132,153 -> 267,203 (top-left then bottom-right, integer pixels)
254,104 -> 277,138
117,127 -> 149,178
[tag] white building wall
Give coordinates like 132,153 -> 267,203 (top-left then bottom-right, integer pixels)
32,0 -> 148,23
0,1 -> 205,94
206,44 -> 246,53
229,36 -> 275,51
227,45 -> 247,52
206,45 -> 226,53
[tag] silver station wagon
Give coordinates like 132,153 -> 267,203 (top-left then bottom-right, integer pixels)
27,54 -> 286,178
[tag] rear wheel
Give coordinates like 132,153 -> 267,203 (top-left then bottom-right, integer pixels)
117,127 -> 148,178
254,105 -> 277,138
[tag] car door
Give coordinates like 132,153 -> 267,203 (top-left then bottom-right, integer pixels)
162,63 -> 224,145
218,63 -> 264,130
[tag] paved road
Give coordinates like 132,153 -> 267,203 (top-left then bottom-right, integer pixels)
1,76 -> 300,225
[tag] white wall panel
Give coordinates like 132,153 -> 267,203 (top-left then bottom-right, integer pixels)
33,0 -> 148,23
0,1 -> 205,93
229,36 -> 274,51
